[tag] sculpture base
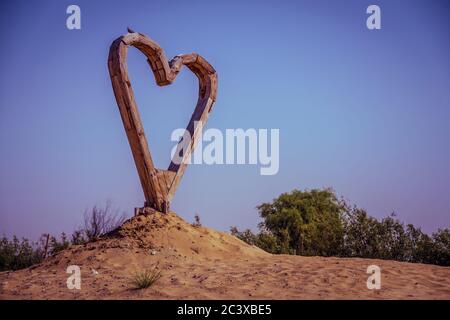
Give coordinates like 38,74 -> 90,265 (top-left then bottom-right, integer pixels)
134,206 -> 168,216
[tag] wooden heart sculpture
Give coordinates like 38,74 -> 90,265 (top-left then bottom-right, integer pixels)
108,30 -> 217,213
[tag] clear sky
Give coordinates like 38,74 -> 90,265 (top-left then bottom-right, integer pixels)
1,0 -> 449,239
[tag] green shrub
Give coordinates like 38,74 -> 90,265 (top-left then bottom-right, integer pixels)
0,202 -> 125,271
0,236 -> 44,271
131,264 -> 162,289
231,188 -> 450,266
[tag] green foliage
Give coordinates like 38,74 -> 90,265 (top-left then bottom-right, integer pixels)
131,264 -> 162,289
0,202 -> 125,271
71,230 -> 88,246
257,189 -> 345,256
0,236 -> 44,271
231,227 -> 282,253
49,232 -> 71,256
231,188 -> 450,266
431,229 -> 450,265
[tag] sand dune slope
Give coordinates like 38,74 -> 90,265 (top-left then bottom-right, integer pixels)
1,211 -> 449,299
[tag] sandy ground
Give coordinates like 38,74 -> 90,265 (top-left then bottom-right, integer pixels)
1,211 -> 449,300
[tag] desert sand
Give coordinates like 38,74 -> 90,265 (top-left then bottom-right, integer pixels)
1,211 -> 449,300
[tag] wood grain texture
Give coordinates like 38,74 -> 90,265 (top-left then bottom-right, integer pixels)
108,31 -> 218,213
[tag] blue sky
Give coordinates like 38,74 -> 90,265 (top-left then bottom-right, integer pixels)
1,0 -> 449,239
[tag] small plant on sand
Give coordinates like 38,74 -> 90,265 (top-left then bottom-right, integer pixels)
131,263 -> 162,289
83,201 -> 126,241
192,214 -> 202,228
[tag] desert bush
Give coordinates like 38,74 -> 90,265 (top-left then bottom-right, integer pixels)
192,214 -> 202,228
131,264 -> 162,289
48,232 -> 71,256
230,227 -> 257,245
232,188 -> 450,266
0,202 -> 127,271
431,229 -> 450,266
256,189 -> 345,256
83,201 -> 126,241
0,236 -> 44,271
231,227 -> 283,253
70,229 -> 87,245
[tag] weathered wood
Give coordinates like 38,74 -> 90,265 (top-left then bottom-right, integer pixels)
42,234 -> 50,259
108,30 -> 218,213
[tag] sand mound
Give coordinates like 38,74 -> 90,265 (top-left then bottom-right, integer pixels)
1,210 -> 449,299
103,210 -> 270,260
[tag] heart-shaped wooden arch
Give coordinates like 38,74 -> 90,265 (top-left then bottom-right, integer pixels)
108,31 -> 217,213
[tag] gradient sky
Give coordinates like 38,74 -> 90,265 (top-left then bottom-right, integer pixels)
1,0 -> 449,239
